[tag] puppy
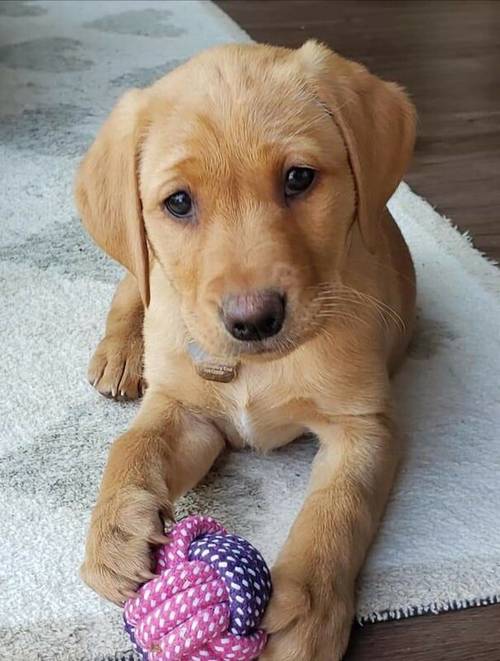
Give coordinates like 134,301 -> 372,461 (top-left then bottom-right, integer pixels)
76,41 -> 416,660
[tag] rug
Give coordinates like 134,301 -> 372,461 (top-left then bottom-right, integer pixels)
1,1 -> 500,659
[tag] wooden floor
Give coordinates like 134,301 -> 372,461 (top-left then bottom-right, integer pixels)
216,1 -> 500,659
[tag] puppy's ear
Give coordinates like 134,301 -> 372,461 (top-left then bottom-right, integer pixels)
75,89 -> 150,305
299,41 -> 416,253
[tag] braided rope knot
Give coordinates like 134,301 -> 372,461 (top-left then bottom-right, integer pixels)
124,515 -> 271,661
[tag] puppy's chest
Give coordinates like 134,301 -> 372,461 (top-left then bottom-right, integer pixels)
214,379 -> 307,451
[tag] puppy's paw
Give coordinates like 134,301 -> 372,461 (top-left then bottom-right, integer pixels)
80,488 -> 172,605
261,566 -> 353,661
88,331 -> 144,401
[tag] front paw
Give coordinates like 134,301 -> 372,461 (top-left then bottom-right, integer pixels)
80,487 -> 172,605
88,330 -> 144,401
261,565 -> 354,661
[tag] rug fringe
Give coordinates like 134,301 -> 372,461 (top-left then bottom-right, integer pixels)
358,593 -> 500,624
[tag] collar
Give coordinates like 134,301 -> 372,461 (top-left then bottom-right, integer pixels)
187,341 -> 240,383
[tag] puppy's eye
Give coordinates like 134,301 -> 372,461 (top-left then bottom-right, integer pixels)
163,191 -> 193,219
284,167 -> 315,197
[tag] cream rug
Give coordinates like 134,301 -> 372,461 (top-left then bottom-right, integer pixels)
1,1 -> 499,659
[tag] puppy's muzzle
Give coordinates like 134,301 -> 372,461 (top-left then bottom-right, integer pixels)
221,290 -> 286,342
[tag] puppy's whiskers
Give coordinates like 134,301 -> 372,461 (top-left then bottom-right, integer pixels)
306,281 -> 406,335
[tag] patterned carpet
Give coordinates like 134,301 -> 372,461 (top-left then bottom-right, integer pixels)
1,1 -> 499,659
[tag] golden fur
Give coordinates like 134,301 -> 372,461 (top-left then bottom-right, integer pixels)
75,41 -> 416,660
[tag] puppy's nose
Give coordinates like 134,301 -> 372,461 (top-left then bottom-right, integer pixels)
221,290 -> 286,342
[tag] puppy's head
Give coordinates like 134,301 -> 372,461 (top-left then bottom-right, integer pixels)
76,41 -> 415,360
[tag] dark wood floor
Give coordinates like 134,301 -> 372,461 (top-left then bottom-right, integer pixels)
216,1 -> 500,659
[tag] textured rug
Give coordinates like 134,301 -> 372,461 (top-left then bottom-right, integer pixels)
1,1 -> 500,659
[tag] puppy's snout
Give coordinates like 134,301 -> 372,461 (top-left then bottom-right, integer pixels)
221,290 -> 286,342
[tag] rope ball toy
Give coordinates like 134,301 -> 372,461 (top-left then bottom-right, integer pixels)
123,515 -> 272,660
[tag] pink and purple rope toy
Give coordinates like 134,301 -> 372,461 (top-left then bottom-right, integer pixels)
123,515 -> 272,661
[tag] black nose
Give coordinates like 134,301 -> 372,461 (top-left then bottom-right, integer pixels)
222,291 -> 286,342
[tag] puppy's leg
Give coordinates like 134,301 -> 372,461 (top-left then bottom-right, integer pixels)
80,389 -> 225,604
88,272 -> 144,400
262,410 -> 399,661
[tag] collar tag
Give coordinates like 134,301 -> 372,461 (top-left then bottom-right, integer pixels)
187,341 -> 239,383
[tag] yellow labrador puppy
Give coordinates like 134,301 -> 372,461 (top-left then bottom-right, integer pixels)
76,41 -> 416,660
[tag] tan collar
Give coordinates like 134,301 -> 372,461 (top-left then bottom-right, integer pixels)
187,341 -> 239,383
